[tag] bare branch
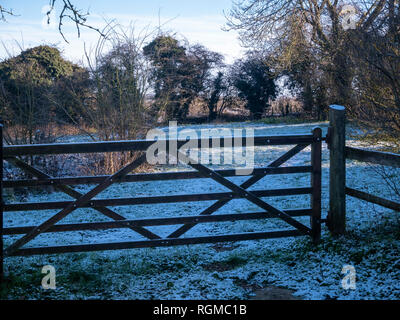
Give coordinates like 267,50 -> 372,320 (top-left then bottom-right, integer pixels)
45,0 -> 105,42
0,4 -> 16,21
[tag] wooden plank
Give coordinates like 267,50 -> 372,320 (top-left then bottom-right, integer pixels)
8,230 -> 304,256
241,144 -> 310,189
4,209 -> 312,235
3,166 -> 312,188
6,157 -> 160,240
346,187 -> 400,212
3,135 -> 315,157
4,188 -> 313,212
4,153 -> 147,256
328,105 -> 346,235
346,147 -> 400,168
311,127 -> 322,243
167,143 -> 310,239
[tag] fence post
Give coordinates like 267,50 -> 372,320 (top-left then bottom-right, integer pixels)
311,127 -> 322,243
0,123 -> 3,283
328,105 -> 346,235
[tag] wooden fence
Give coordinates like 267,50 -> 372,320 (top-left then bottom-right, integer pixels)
327,105 -> 400,235
0,126 -> 323,280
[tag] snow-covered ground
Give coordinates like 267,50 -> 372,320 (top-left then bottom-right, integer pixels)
2,121 -> 400,300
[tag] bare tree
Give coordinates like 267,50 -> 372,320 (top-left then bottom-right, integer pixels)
225,0 -> 389,114
348,1 -> 400,144
0,4 -> 13,21
76,23 -> 154,173
0,1 -> 104,42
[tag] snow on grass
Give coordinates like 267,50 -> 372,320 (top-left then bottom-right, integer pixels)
2,121 -> 399,300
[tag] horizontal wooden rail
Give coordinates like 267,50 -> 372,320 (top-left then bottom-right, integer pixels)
8,230 -> 303,256
4,209 -> 311,235
4,187 -> 312,212
3,166 -> 312,188
346,146 -> 400,168
346,187 -> 400,212
3,135 -> 316,157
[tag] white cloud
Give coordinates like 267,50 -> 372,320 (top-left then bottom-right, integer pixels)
0,12 -> 244,64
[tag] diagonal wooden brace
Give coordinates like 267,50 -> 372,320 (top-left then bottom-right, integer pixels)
168,144 -> 310,238
4,152 -> 154,256
184,156 -> 311,235
5,157 -> 161,240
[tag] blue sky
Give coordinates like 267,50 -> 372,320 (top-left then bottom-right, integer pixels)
0,0 -> 243,64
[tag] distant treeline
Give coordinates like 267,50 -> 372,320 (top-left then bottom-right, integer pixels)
0,26 -> 286,146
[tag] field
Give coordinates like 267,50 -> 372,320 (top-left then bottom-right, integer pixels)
2,121 -> 400,300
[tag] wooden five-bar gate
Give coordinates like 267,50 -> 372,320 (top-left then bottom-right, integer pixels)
0,125 -> 323,280
2,105 -> 399,280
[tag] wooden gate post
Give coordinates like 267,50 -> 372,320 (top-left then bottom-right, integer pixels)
328,105 -> 346,235
311,127 -> 322,243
